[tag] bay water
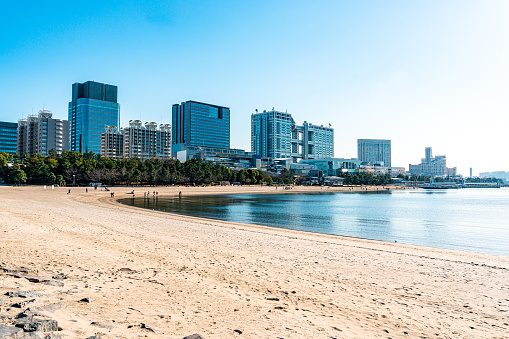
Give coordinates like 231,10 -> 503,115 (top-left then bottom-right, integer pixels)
119,188 -> 509,256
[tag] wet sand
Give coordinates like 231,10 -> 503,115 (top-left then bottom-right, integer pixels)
1,185 -> 508,338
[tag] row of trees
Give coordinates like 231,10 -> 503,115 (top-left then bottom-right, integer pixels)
340,172 -> 393,186
0,151 -> 269,186
1,151 -> 405,187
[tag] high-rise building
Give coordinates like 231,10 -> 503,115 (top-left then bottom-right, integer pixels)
17,110 -> 70,157
409,147 -> 456,177
100,120 -> 171,161
69,81 -> 120,154
357,139 -> 391,167
123,120 -> 171,160
0,121 -> 18,154
172,100 -> 230,158
100,126 -> 124,160
251,110 -> 294,159
251,109 -> 334,160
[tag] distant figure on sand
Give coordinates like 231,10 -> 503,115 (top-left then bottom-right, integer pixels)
110,192 -> 114,198
68,189 -> 71,194
179,191 -> 182,199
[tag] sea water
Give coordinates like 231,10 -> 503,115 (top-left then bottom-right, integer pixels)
119,188 -> 509,256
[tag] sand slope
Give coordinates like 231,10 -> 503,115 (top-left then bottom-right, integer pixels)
1,185 -> 508,338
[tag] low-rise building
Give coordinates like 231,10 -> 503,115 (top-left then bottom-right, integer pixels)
409,147 -> 455,177
300,158 -> 361,176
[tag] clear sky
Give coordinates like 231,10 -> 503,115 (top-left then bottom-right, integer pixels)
1,0 -> 508,176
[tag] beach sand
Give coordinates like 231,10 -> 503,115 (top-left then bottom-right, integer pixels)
0,185 -> 508,338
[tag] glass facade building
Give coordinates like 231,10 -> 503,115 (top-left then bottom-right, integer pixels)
0,121 -> 18,154
68,81 -> 119,154
251,110 -> 334,160
357,139 -> 392,167
172,100 -> 230,158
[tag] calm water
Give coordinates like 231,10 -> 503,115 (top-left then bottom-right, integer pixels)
119,188 -> 509,256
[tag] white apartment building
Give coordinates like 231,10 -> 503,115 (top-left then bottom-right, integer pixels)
17,110 -> 70,157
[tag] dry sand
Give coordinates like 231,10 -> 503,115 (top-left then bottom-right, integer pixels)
0,185 -> 508,338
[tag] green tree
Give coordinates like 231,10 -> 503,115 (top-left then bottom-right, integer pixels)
11,165 -> 27,184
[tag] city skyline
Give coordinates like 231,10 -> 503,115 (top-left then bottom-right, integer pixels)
1,1 -> 508,175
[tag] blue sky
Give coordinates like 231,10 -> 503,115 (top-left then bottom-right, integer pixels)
1,0 -> 508,175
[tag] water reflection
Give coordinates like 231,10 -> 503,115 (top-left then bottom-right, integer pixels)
119,189 -> 509,256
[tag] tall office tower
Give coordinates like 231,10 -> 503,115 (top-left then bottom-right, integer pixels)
17,110 -> 70,157
123,120 -> 172,160
172,101 -> 230,157
357,139 -> 392,167
251,110 -> 294,159
251,110 -> 334,160
0,121 -> 18,154
100,126 -> 124,160
69,81 -> 119,154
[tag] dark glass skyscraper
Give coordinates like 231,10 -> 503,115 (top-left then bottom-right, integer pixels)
0,121 -> 18,154
172,100 -> 230,158
68,81 -> 120,154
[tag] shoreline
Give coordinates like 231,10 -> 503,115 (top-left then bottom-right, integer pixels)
1,185 -> 508,338
115,186 -> 505,259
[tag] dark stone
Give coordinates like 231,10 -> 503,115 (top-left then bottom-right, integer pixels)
40,280 -> 64,287
90,321 -> 114,330
86,336 -> 102,339
265,297 -> 279,301
234,329 -> 243,334
79,297 -> 91,303
6,291 -> 43,298
0,325 -> 23,338
140,323 -> 157,332
15,318 -> 58,332
118,268 -> 135,273
183,335 -> 204,339
12,299 -> 37,308
7,273 -> 51,284
25,276 -> 51,284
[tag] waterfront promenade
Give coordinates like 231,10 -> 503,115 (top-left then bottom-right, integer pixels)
1,185 -> 508,338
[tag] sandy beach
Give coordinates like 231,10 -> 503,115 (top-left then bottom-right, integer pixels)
1,185 -> 508,338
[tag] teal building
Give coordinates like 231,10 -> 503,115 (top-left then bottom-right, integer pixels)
0,121 -> 17,154
69,81 -> 120,154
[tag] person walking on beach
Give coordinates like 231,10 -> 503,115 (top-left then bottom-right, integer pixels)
68,189 -> 71,194
179,191 -> 182,199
